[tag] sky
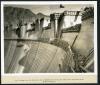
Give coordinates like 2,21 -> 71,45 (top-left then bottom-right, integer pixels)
5,4 -> 93,15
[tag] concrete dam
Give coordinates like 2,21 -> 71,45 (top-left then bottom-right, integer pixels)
4,7 -> 94,73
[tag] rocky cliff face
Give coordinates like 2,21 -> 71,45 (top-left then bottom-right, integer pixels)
4,6 -> 49,37
4,6 -> 37,26
4,6 -> 50,28
37,12 -> 49,19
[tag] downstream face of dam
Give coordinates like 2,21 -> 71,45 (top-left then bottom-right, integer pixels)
4,5 -> 94,73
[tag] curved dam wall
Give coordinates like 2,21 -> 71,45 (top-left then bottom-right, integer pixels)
5,41 -> 74,73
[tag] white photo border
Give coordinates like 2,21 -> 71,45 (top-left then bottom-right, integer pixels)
1,1 -> 98,84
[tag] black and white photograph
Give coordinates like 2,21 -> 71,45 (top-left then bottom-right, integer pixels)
1,1 -> 97,84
